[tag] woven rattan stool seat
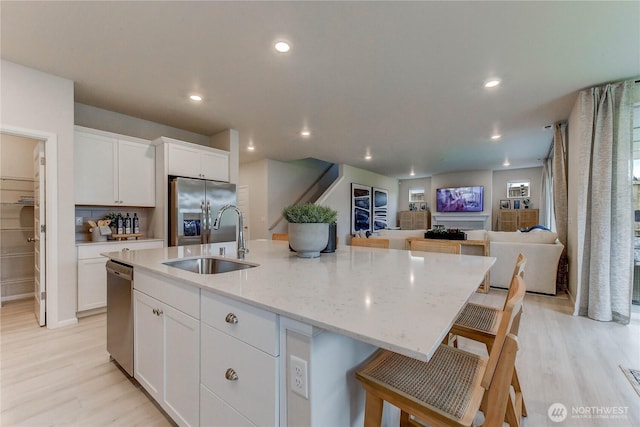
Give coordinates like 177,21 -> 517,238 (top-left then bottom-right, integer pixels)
455,302 -> 501,333
357,345 -> 486,422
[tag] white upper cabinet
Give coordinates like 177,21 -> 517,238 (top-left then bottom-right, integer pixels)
75,127 -> 156,206
167,142 -> 229,182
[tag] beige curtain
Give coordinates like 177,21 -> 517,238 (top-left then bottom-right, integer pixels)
575,80 -> 634,324
552,124 -> 568,246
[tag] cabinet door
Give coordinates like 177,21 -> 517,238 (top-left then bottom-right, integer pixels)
118,140 -> 156,206
498,210 -> 518,231
77,257 -> 107,311
399,211 -> 413,230
414,212 -> 429,229
134,290 -> 164,402
164,303 -> 200,427
75,132 -> 118,205
168,144 -> 201,179
201,324 -> 278,426
201,385 -> 256,427
517,209 -> 539,229
200,151 -> 229,182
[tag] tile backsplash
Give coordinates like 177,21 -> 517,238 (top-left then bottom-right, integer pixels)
75,206 -> 154,242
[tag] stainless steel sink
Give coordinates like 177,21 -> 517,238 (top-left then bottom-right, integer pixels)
163,257 -> 257,274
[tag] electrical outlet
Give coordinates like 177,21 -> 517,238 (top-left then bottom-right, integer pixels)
75,216 -> 83,226
290,355 -> 309,399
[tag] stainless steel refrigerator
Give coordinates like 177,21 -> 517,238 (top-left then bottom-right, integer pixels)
169,177 -> 237,246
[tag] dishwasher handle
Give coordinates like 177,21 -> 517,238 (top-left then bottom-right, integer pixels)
106,260 -> 133,281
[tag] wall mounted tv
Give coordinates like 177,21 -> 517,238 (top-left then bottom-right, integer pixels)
436,186 -> 484,213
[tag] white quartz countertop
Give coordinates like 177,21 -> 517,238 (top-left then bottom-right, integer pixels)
103,239 -> 495,361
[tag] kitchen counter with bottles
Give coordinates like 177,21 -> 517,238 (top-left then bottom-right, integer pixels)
103,239 -> 494,427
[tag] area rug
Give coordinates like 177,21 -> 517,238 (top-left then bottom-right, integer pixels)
620,366 -> 640,397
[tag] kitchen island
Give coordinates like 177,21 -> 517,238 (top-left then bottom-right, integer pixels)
104,239 -> 495,427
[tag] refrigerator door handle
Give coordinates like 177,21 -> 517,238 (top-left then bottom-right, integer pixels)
206,201 -> 212,243
201,202 -> 207,244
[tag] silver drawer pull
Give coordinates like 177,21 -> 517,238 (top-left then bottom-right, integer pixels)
225,313 -> 238,324
225,368 -> 238,381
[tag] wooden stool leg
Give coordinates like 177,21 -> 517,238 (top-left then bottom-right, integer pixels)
512,369 -> 527,416
400,410 -> 410,427
363,392 -> 384,427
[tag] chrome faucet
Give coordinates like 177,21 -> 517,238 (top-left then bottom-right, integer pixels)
213,204 -> 248,259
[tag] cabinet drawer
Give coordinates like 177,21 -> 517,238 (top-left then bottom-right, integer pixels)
78,240 -> 163,259
135,269 -> 200,319
201,290 -> 278,356
200,384 -> 256,427
201,324 -> 278,427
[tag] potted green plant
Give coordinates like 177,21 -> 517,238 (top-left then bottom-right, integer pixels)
282,203 -> 337,258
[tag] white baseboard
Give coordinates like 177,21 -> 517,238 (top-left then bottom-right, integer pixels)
1,292 -> 34,303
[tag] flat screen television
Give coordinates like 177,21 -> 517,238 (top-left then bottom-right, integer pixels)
436,186 -> 484,212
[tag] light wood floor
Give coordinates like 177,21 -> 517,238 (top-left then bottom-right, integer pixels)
0,299 -> 173,426
1,293 -> 639,427
464,290 -> 640,427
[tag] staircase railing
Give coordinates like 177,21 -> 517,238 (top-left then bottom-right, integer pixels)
268,163 -> 339,231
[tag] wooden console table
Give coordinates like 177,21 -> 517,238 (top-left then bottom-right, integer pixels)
405,238 -> 490,293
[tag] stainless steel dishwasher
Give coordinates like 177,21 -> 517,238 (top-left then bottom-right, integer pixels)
106,260 -> 134,376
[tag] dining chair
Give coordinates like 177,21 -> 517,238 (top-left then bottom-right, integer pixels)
355,275 -> 526,427
271,233 -> 289,241
410,239 -> 461,254
351,237 -> 390,249
449,253 -> 527,426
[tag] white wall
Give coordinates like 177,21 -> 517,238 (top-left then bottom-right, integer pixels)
430,170 -> 493,229
317,164 -> 398,245
1,60 -> 75,327
75,103 -> 210,145
491,167 -> 544,229
0,134 -> 38,179
398,177 -> 432,222
239,158 -> 332,239
239,160 -> 269,239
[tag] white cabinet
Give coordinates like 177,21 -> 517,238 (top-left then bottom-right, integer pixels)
168,142 -> 229,182
75,127 -> 156,206
200,290 -> 279,426
134,270 -> 200,427
76,240 -> 163,313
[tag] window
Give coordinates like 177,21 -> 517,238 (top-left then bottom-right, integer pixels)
507,181 -> 530,198
409,188 -> 425,202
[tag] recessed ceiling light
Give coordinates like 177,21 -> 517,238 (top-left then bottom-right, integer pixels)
247,145 -> 255,151
364,154 -> 372,160
275,41 -> 290,53
503,160 -> 511,167
300,130 -> 311,137
189,95 -> 202,101
484,79 -> 501,88
410,170 -> 415,177
491,134 -> 502,140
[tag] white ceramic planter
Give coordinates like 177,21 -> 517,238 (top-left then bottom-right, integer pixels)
288,223 -> 329,258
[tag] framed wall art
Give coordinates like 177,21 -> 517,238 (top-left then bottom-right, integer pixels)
351,183 -> 372,233
500,199 -> 511,209
372,187 -> 388,231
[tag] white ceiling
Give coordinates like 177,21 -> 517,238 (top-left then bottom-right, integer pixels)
2,1 -> 638,179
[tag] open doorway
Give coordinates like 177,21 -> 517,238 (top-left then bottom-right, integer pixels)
0,132 -> 46,325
